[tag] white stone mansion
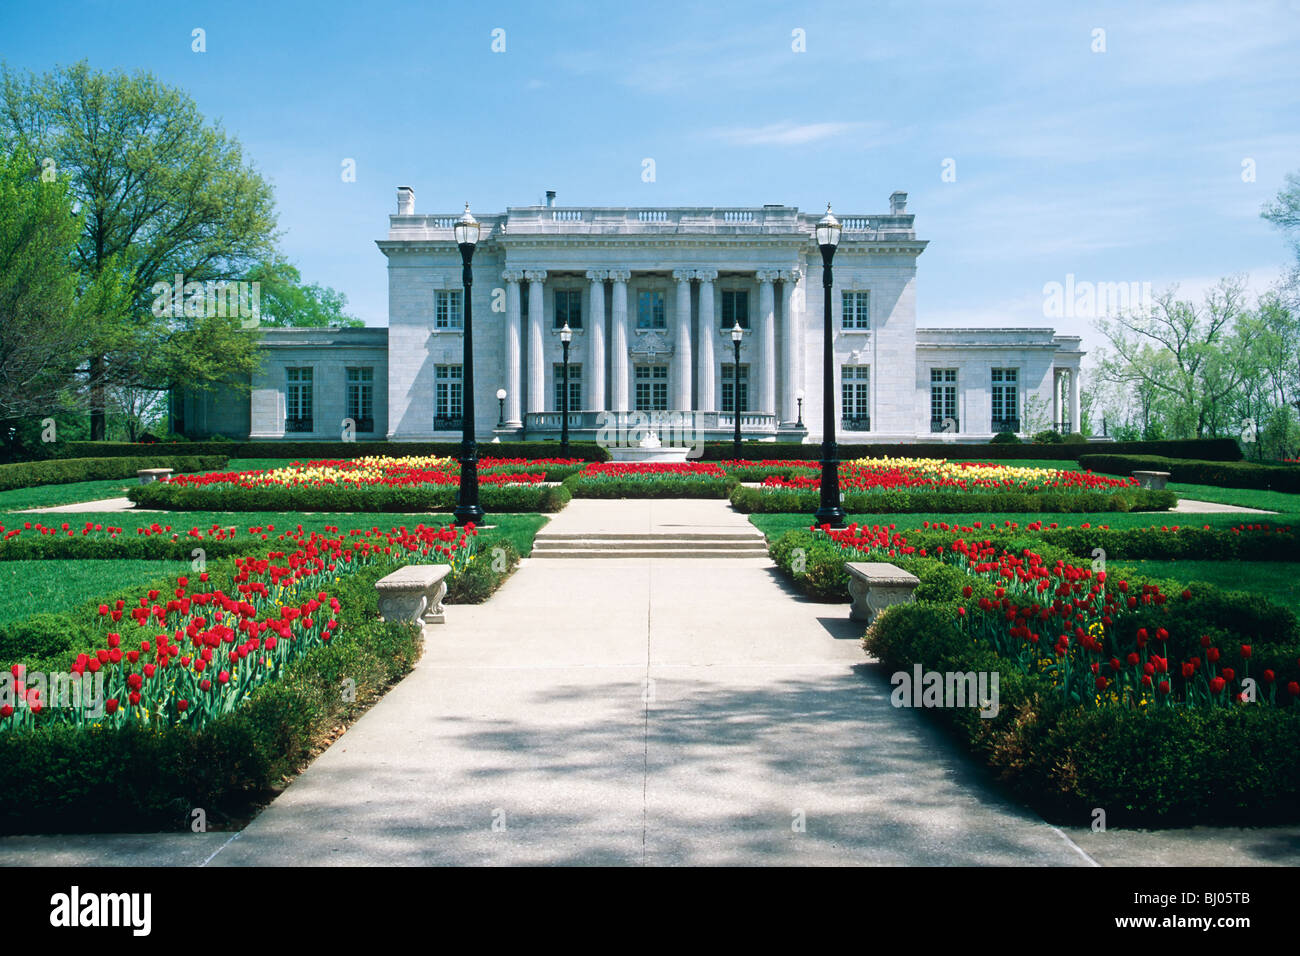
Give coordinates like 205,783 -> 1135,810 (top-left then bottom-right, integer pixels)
178,188 -> 1083,444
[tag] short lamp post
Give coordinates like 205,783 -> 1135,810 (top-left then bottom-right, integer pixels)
731,320 -> 744,458
796,388 -> 805,428
813,203 -> 845,528
496,388 -> 507,426
559,322 -> 573,457
453,203 -> 485,526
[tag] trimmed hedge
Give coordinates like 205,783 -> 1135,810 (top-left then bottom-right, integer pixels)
0,564 -> 421,833
698,437 -> 1242,462
0,455 -> 228,492
126,480 -> 572,513
57,440 -> 611,461
1080,454 -> 1300,492
731,484 -> 1177,514
864,601 -> 1300,826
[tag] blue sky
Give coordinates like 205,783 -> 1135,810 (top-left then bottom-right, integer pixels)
3,0 -> 1298,362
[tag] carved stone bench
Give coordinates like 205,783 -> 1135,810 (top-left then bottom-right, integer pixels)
846,562 -> 920,624
1132,470 -> 1171,491
375,564 -> 452,625
137,468 -> 174,484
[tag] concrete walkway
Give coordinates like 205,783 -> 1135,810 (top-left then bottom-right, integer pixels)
2,498 -> 1297,866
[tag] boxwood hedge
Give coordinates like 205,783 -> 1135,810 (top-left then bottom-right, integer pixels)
0,455 -> 228,492
1080,453 -> 1300,492
127,480 -> 572,513
730,484 -> 1177,514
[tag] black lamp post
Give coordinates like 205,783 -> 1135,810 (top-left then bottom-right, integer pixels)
453,203 -> 485,526
796,388 -> 804,428
496,388 -> 506,426
559,322 -> 572,457
813,203 -> 845,528
731,320 -> 744,458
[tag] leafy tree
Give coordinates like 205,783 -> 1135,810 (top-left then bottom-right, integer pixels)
247,259 -> 362,328
1095,278 -> 1249,438
0,60 -> 279,439
0,146 -> 128,458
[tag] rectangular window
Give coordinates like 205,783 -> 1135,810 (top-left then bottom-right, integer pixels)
930,368 -> 958,432
286,367 -> 313,432
721,290 -> 750,329
842,290 -> 870,330
435,290 -> 462,329
554,289 -> 583,329
434,364 -> 463,429
720,364 -> 749,412
634,364 -> 669,411
346,367 -> 374,432
991,368 -> 1020,433
841,365 -> 870,430
553,362 -> 583,412
637,290 -> 665,329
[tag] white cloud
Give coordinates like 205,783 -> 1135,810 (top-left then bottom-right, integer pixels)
709,121 -> 871,147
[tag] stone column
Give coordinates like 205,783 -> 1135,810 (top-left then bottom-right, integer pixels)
609,270 -> 631,411
585,270 -> 608,411
756,270 -> 779,416
501,270 -> 523,426
695,269 -> 717,411
524,270 -> 547,415
1069,367 -> 1081,433
780,268 -> 803,424
672,269 -> 694,410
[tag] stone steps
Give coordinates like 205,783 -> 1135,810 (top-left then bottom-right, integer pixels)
532,528 -> 769,559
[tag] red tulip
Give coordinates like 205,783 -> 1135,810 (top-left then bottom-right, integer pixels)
1263,669 -> 1275,684
1210,677 -> 1226,694
1241,645 -> 1252,659
1158,680 -> 1171,695
105,698 -> 119,714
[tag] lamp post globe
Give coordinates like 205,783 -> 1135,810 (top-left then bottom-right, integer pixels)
453,203 -> 485,527
496,388 -> 507,426
559,322 -> 573,457
731,320 -> 744,458
813,203 -> 845,528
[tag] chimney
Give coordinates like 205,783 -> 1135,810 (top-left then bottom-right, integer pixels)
396,186 -> 415,215
545,189 -> 556,207
889,190 -> 907,215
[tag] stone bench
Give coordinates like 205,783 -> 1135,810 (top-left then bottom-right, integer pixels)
375,564 -> 452,625
846,562 -> 920,624
1132,470 -> 1171,491
137,468 -> 173,484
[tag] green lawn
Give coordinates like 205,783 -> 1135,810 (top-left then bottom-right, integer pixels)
747,510 -> 1298,542
0,558 -> 191,626
0,477 -> 143,511
1166,481 -> 1298,512
1109,559 -> 1300,610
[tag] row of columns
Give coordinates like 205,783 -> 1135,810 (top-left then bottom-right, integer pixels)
499,267 -> 805,424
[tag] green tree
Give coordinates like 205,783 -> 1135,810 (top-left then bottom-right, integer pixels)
247,259 -> 362,327
0,60 -> 279,439
0,147 -> 128,457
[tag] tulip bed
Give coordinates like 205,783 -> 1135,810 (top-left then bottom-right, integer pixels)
730,457 -> 1174,513
127,455 -> 576,512
563,461 -> 736,497
768,521 -> 1300,824
0,518 -> 526,831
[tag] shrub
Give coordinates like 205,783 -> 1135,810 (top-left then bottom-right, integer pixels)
1031,430 -> 1064,444
0,455 -> 228,492
698,437 -> 1242,462
990,431 -> 1021,444
1079,454 -> 1300,492
58,440 -> 612,461
730,484 -> 1176,514
0,565 -> 421,833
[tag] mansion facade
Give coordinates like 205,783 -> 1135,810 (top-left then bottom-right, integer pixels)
179,189 -> 1084,444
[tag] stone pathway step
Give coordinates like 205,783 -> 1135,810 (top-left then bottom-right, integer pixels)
533,527 -> 768,559
534,547 -> 771,559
